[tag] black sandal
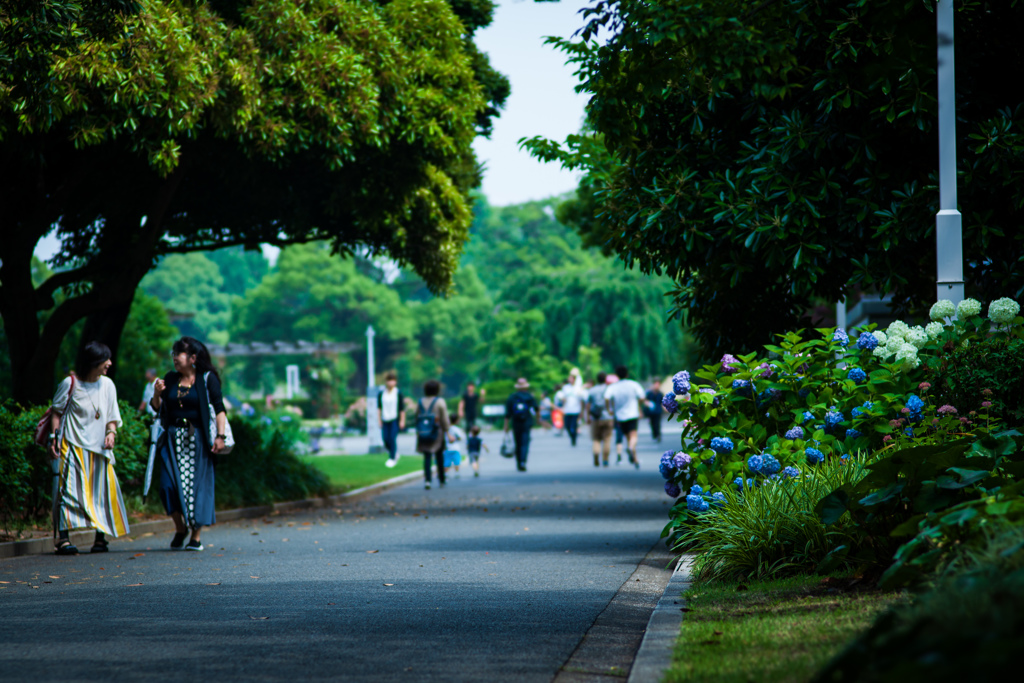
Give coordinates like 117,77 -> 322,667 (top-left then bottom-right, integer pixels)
55,540 -> 79,555
170,531 -> 187,550
90,539 -> 109,553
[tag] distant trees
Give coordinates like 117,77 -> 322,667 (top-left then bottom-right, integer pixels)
1,0 -> 506,403
525,0 -> 1024,357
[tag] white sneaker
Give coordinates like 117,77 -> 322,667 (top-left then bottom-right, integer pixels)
424,482 -> 431,490
385,458 -> 397,468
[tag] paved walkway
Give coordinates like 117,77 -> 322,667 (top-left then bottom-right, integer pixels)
0,427 -> 679,682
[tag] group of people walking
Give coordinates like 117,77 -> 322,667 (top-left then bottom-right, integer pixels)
48,336 -> 228,555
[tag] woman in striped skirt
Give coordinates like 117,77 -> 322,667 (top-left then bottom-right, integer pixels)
48,341 -> 130,555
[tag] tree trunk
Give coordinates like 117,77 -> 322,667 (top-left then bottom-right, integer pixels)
79,296 -> 135,383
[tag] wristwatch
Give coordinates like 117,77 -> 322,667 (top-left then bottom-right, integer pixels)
216,433 -> 227,440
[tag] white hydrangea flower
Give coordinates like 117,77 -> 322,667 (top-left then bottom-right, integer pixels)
887,320 -> 910,340
873,345 -> 894,361
905,326 -> 928,349
930,300 -> 956,321
872,331 -> 887,346
956,298 -> 982,319
925,322 -> 944,340
886,333 -> 904,351
989,297 -> 1021,324
895,342 -> 920,372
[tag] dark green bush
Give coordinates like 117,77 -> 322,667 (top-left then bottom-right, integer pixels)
214,415 -> 330,509
931,337 -> 1024,428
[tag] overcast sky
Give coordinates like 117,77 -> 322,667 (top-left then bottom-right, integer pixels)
471,0 -> 592,206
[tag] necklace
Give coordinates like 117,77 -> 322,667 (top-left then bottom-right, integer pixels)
176,377 -> 194,409
81,382 -> 101,420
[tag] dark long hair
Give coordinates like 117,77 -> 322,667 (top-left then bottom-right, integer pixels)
173,336 -> 219,381
75,341 -> 111,378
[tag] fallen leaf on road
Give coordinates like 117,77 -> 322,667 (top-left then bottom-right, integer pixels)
250,576 -> 260,579
302,522 -> 311,526
48,576 -> 61,579
133,553 -> 145,558
249,616 -> 269,620
523,527 -> 529,531
282,538 -> 289,542
140,532 -> 155,537
126,583 -> 144,586
206,583 -> 221,586
0,581 -> 9,584
366,550 -> 379,554
383,583 -> 394,586
327,603 -> 335,606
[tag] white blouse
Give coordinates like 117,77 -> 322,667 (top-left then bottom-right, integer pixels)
52,376 -> 123,461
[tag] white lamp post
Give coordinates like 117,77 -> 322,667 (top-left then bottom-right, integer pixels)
366,325 -> 383,452
935,0 -> 964,306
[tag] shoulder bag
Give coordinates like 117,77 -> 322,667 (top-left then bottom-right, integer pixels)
205,372 -> 235,454
35,375 -> 75,447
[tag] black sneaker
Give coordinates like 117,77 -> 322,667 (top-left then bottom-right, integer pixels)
185,539 -> 204,552
170,532 -> 187,550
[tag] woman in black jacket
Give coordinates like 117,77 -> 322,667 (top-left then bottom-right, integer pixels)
151,337 -> 227,551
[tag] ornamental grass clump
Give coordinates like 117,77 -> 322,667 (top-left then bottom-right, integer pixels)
675,454 -> 871,582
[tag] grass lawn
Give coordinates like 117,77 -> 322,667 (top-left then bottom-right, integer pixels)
301,454 -> 423,493
664,574 -> 909,683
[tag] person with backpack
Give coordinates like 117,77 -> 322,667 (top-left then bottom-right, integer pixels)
584,372 -> 614,467
503,377 -> 538,472
415,379 -> 451,489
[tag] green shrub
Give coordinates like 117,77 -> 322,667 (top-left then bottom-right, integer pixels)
814,523 -> 1024,683
215,415 -> 330,508
931,337 -> 1024,428
673,454 -> 872,582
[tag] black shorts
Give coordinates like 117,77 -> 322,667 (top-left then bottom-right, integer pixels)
617,418 -> 639,435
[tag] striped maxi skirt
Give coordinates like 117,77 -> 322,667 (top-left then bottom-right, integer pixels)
53,439 -> 130,537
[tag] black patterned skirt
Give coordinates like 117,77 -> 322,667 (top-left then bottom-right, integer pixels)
158,424 -> 216,527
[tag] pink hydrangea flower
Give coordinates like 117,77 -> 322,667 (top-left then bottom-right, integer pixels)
919,382 -> 932,391
937,405 -> 958,415
757,363 -> 773,379
981,401 -> 993,408
720,354 -> 739,374
883,435 -> 893,443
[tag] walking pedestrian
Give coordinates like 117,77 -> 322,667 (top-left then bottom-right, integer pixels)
445,419 -> 467,478
604,365 -> 646,469
138,368 -> 158,415
504,377 -> 538,472
466,425 -> 488,477
151,337 -> 228,552
584,372 -> 614,467
539,391 -> 553,430
457,382 -> 485,433
645,378 -> 665,443
48,341 -> 130,555
415,379 -> 451,489
377,371 -> 405,468
556,375 -> 585,446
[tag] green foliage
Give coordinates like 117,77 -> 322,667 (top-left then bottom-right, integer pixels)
814,524 -> 1024,683
141,253 -> 233,344
932,337 -> 1024,428
115,292 -> 179,406
526,0 -> 1024,357
215,416 -> 331,508
670,455 -> 872,582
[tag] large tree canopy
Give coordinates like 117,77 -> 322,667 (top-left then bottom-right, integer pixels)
525,0 -> 1024,357
0,0 -> 507,403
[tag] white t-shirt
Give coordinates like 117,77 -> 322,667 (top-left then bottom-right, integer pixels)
604,379 -> 646,422
52,376 -> 123,460
556,384 -> 585,414
380,387 -> 400,421
446,425 -> 467,454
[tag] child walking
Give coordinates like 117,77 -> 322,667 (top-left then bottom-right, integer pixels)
466,425 -> 488,477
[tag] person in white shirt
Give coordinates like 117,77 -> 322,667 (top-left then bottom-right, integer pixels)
604,365 -> 647,469
556,376 -> 586,447
48,341 -> 129,554
137,368 -> 158,416
377,371 -> 406,468
445,420 -> 468,477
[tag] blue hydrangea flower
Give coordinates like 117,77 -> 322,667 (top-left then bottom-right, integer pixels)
802,411 -> 814,424
659,461 -> 674,479
785,426 -> 804,440
846,429 -> 862,439
662,393 -> 679,415
799,388 -> 811,398
690,484 -> 704,496
856,332 -> 878,351
733,477 -> 744,491
824,410 -> 844,430
906,395 -> 924,422
781,466 -> 800,479
732,379 -> 752,396
805,447 -> 825,465
672,453 -> 691,471
832,329 -> 850,347
711,492 -> 727,506
665,481 -> 681,497
710,436 -> 734,454
904,427 -> 915,437
847,368 -> 867,384
671,371 -> 691,395
758,454 -> 781,476
686,494 -> 709,512
758,388 -> 783,403
747,454 -> 763,472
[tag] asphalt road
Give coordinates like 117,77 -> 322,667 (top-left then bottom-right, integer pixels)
1,426 -> 677,682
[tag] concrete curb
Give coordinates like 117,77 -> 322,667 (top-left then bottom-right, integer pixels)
0,470 -> 422,560
627,554 -> 694,683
